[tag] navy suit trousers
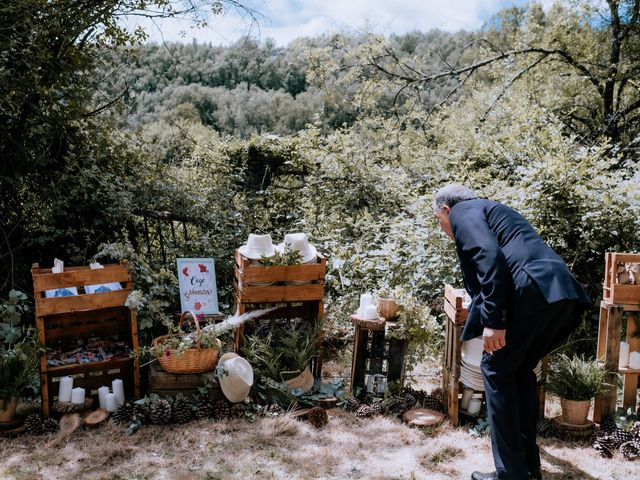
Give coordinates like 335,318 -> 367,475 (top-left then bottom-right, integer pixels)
480,299 -> 577,480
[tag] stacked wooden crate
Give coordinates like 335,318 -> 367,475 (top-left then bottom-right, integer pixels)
32,262 -> 140,417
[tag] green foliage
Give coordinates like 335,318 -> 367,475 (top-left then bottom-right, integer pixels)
258,246 -> 303,266
546,354 -> 610,401
241,324 -> 318,382
0,290 -> 40,399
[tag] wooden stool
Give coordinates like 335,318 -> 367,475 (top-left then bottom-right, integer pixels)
350,315 -> 408,395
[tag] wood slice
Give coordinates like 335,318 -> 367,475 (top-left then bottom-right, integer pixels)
291,408 -> 310,420
403,408 -> 445,427
52,398 -> 94,413
551,415 -> 595,441
46,413 -> 81,448
83,409 -> 109,427
315,397 -> 338,409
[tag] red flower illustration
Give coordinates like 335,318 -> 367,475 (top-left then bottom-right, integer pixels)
194,301 -> 202,311
182,266 -> 189,277
198,264 -> 208,273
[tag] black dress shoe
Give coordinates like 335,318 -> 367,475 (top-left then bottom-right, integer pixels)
471,472 -> 498,480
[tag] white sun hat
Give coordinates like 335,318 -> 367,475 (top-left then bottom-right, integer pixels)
275,232 -> 317,264
238,233 -> 276,260
216,353 -> 254,403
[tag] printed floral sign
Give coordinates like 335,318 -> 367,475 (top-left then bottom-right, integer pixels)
176,258 -> 219,314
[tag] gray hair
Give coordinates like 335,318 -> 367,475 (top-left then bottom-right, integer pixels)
433,184 -> 477,212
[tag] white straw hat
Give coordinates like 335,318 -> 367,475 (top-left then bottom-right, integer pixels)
238,233 -> 276,260
216,353 -> 254,403
275,232 -> 317,263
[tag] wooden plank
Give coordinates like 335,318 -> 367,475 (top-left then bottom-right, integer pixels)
594,305 -> 624,422
596,303 -> 608,361
610,285 -> 640,305
236,283 -> 324,303
235,250 -> 326,282
622,374 -> 639,410
444,284 -> 464,309
35,290 -> 130,316
148,362 -> 216,390
45,356 -> 135,375
351,326 -> 369,393
444,298 -> 467,324
604,252 -> 640,305
44,318 -> 129,344
33,266 -> 131,293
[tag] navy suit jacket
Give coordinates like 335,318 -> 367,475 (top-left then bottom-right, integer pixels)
449,199 -> 591,341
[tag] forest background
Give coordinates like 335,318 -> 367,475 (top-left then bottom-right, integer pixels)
1,0 -> 640,365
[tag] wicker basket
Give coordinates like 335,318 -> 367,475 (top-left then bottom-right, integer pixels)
560,398 -> 591,426
0,397 -> 17,423
377,298 -> 400,320
153,311 -> 221,374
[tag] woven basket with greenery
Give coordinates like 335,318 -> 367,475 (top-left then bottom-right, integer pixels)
153,311 -> 221,374
546,354 -> 610,402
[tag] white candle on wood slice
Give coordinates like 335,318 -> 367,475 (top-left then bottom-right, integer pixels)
629,351 -> 640,370
619,341 -> 630,368
98,386 -> 109,409
71,387 -> 85,404
58,376 -> 73,403
112,379 -> 125,406
105,393 -> 118,412
460,388 -> 474,411
359,293 -> 373,311
467,398 -> 482,415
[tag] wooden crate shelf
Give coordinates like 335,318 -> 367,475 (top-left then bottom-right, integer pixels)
441,284 -> 547,426
233,250 -> 326,377
32,262 -> 140,417
349,316 -> 408,395
603,252 -> 640,305
594,301 -> 640,422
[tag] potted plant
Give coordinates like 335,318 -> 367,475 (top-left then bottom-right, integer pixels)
546,353 -> 610,425
1,290 -> 39,423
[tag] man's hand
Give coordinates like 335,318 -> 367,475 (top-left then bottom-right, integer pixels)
482,327 -> 506,353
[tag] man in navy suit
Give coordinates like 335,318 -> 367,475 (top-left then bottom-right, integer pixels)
433,184 -> 591,480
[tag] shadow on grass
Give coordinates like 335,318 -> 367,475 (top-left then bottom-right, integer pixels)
540,447 -> 600,480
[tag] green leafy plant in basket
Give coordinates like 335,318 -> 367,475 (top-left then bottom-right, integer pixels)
546,354 -> 610,401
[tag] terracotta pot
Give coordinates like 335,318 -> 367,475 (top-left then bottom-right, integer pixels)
561,398 -> 591,425
0,397 -> 17,423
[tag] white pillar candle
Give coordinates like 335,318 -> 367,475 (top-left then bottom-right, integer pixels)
58,376 -> 73,403
629,351 -> 640,370
112,379 -> 125,406
460,388 -> 474,411
98,386 -> 110,409
359,293 -> 373,310
619,341 -> 630,368
362,304 -> 379,320
105,393 -> 118,412
71,387 -> 85,404
467,398 -> 482,415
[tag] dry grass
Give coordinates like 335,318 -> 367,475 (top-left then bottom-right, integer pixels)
1,408 -> 638,480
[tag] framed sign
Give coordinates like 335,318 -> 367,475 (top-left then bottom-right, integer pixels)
176,258 -> 219,314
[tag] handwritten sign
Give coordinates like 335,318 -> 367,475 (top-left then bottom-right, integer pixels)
176,258 -> 219,314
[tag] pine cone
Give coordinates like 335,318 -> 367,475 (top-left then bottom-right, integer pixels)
611,428 -> 634,448
132,400 -> 149,424
600,416 -> 617,434
630,421 -> 640,440
265,404 -> 285,416
422,394 -> 444,413
41,417 -> 59,434
171,396 -> 193,424
24,413 -> 44,436
383,397 -> 409,417
430,388 -> 444,402
149,398 -> 172,425
194,395 -> 215,420
343,397 -> 361,412
307,406 -> 328,429
355,404 -> 376,418
620,441 -> 640,461
593,435 -> 616,458
211,399 -> 232,420
403,392 -> 418,408
536,418 -> 557,438
112,402 -> 133,425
